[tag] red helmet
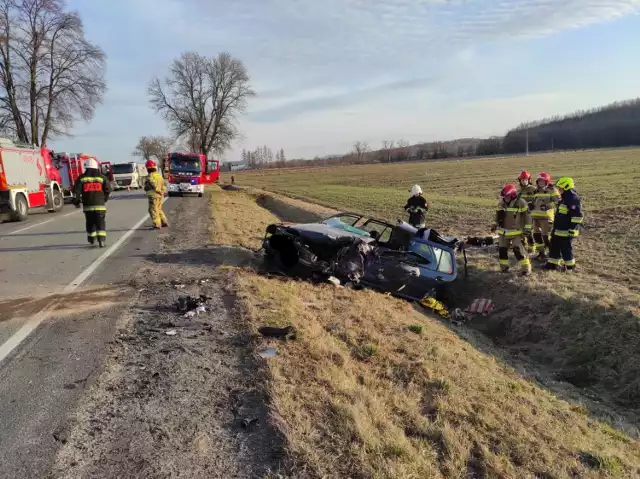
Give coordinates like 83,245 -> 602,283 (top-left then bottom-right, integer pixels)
145,159 -> 156,169
518,170 -> 532,182
501,184 -> 518,200
537,172 -> 551,185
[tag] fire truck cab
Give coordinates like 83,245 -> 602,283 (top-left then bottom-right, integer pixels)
166,152 -> 219,197
52,152 -> 112,200
0,138 -> 64,222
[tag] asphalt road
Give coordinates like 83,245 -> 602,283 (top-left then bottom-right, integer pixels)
0,190 -> 174,478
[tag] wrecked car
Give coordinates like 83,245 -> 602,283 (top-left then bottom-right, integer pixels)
262,212 -> 465,301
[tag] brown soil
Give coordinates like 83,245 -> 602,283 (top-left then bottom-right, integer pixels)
50,196 -> 284,479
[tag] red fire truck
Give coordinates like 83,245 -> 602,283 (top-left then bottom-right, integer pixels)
166,152 -> 219,197
52,152 -> 112,200
0,138 -> 65,222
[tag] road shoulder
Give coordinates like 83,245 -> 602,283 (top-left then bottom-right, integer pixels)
50,195 -> 283,478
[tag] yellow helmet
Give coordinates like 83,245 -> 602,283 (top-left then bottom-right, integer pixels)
556,177 -> 575,191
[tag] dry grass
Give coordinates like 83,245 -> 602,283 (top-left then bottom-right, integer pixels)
224,150 -> 640,412
210,188 -> 640,479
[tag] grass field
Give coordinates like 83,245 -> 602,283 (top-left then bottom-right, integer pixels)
209,187 -> 640,478
224,149 -> 640,418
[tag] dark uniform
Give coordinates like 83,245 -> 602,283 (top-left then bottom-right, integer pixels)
546,186 -> 583,270
404,195 -> 429,228
73,168 -> 111,247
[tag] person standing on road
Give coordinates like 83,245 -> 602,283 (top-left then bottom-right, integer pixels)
491,183 -> 532,276
144,159 -> 168,229
404,184 -> 429,228
73,157 -> 112,248
545,177 -> 584,272
531,172 -> 561,260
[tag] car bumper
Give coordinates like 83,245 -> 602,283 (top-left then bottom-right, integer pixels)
168,183 -> 204,194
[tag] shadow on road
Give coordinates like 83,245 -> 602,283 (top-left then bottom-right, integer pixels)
139,246 -> 258,269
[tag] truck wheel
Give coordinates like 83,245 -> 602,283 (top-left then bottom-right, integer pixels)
198,192 -> 203,197
48,188 -> 64,213
13,194 -> 28,222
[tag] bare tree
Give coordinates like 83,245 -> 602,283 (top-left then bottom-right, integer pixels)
382,140 -> 395,162
149,51 -> 254,158
133,135 -> 173,170
0,0 -> 106,146
352,141 -> 370,164
132,135 -> 155,160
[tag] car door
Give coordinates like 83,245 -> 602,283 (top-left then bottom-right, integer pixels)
363,250 -> 430,298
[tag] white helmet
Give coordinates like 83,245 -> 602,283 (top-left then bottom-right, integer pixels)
410,184 -> 423,196
84,157 -> 99,170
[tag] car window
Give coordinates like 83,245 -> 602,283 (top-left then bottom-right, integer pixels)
324,217 -> 371,237
360,220 -> 392,243
409,241 -> 454,274
327,214 -> 360,226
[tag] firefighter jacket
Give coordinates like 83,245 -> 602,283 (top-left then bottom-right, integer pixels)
404,195 -> 429,225
552,189 -> 584,237
494,197 -> 532,237
531,185 -> 561,220
518,184 -> 536,208
145,171 -> 166,199
73,168 -> 111,212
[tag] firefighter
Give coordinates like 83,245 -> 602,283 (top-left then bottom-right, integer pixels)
404,184 -> 429,228
531,172 -> 562,260
545,177 -> 583,271
73,156 -> 111,247
517,169 -> 536,251
491,184 -> 532,275
144,159 -> 168,229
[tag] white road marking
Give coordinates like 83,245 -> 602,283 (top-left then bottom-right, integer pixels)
0,198 -> 166,364
4,210 -> 80,236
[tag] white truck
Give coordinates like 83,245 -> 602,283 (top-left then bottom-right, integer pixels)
0,138 -> 64,222
111,162 -> 148,190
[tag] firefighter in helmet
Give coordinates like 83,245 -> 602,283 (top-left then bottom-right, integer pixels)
491,183 -> 532,275
73,156 -> 112,247
530,172 -> 561,260
404,184 -> 429,228
545,177 -> 583,271
517,169 -> 536,251
144,159 -> 168,229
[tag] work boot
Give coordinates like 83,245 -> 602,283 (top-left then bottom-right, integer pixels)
544,262 -> 557,271
500,266 -> 510,274
98,238 -> 105,248
154,225 -> 161,229
87,236 -> 95,245
161,222 -> 169,228
521,269 -> 531,277
536,251 -> 547,261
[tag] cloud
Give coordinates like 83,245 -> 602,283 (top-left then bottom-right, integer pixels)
54,0 -> 640,161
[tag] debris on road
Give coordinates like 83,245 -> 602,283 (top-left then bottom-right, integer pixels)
258,325 -> 296,339
465,298 -> 495,316
419,296 -> 451,320
165,330 -> 177,336
176,294 -> 209,313
258,347 -> 277,359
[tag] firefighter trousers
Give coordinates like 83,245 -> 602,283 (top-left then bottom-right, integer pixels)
532,218 -> 552,253
84,211 -> 106,243
548,235 -> 575,269
498,235 -> 531,273
148,196 -> 167,228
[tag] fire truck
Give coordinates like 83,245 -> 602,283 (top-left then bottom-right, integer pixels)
52,152 -> 112,200
0,138 -> 65,222
166,152 -> 219,197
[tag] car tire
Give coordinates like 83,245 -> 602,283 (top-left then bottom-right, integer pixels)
48,188 -> 64,212
198,192 -> 203,197
13,194 -> 28,222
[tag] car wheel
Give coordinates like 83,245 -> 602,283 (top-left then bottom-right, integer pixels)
50,188 -> 64,212
198,192 -> 203,197
13,194 -> 28,222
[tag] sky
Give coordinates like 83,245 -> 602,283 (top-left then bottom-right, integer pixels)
54,0 -> 640,162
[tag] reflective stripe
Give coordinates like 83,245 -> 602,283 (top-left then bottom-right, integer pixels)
547,257 -> 562,265
565,259 -> 576,266
496,228 -> 523,237
97,231 -> 106,237
505,207 -> 528,213
499,259 -> 509,265
80,176 -> 104,183
534,193 -> 553,198
88,232 -> 97,237
554,230 -> 580,238
558,205 -> 569,214
571,217 -> 583,224
83,206 -> 107,212
532,210 -> 554,218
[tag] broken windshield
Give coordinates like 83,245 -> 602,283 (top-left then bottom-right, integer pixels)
323,217 -> 371,237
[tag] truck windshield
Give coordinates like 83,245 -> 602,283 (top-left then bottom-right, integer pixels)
112,164 -> 135,174
170,156 -> 201,172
